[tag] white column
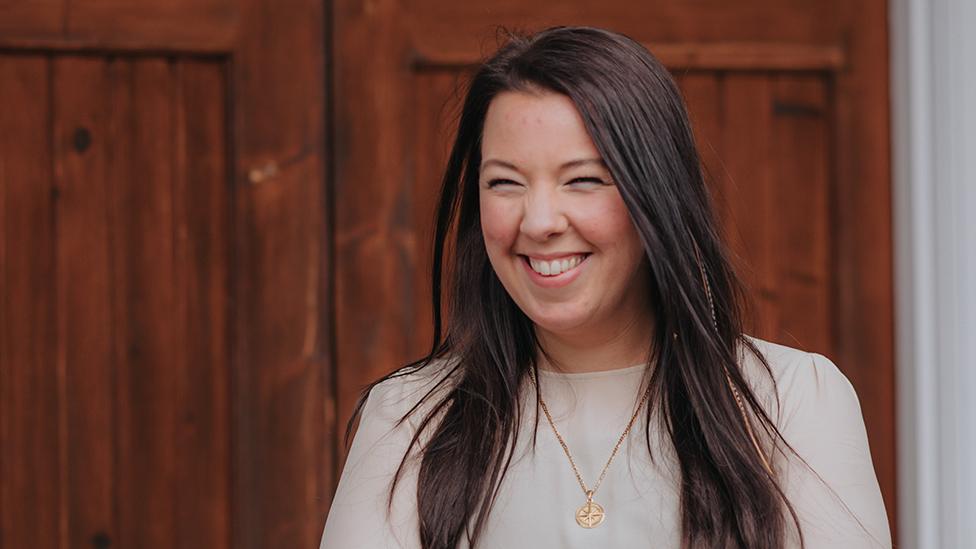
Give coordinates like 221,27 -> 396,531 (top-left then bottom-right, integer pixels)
891,0 -> 976,547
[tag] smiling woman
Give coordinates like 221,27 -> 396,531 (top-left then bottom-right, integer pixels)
320,26 -> 891,549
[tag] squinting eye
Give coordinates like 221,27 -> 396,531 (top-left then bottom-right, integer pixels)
487,178 -> 521,188
568,177 -> 608,186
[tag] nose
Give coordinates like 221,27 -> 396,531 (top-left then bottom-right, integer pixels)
519,187 -> 569,241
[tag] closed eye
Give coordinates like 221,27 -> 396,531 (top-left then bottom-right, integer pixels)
487,178 -> 521,188
568,176 -> 609,186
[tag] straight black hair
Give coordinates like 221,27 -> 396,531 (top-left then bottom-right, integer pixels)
350,26 -> 802,548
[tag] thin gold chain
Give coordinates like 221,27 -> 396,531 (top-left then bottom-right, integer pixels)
529,371 -> 652,499
525,247 -> 770,512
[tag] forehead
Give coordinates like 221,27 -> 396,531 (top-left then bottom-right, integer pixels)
481,90 -> 602,168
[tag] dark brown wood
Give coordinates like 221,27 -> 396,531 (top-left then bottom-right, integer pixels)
2,0 -> 332,546
333,0 -> 416,453
114,58 -> 182,549
230,0 -> 331,546
719,73 -> 779,337
1,52 -> 240,548
831,0 -> 897,530
53,55 -> 117,549
0,0 -> 237,53
0,1 -> 64,40
685,71 -> 834,354
770,75 -> 832,355
0,54 -> 60,549
175,59 -> 232,549
414,41 -> 846,72
68,0 -> 237,50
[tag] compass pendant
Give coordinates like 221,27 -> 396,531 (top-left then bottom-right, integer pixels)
575,492 -> 605,528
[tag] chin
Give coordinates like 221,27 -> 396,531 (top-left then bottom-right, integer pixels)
523,305 -> 592,335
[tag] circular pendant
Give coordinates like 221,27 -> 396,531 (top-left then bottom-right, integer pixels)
575,500 -> 605,528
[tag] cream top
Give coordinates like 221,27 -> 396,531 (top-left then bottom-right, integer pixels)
319,337 -> 891,548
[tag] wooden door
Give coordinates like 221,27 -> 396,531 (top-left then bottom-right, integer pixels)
0,2 -> 330,548
333,0 -> 895,538
1,54 -> 231,549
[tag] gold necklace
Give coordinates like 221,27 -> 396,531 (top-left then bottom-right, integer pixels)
529,370 -> 652,529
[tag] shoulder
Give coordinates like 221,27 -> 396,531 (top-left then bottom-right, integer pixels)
322,358 -> 460,549
738,338 -> 891,546
737,335 -> 859,430
361,356 -> 461,430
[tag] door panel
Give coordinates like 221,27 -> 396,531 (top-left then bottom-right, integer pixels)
0,0 -> 330,546
0,54 -> 231,549
54,55 -> 117,549
678,72 -> 833,355
0,54 -> 60,549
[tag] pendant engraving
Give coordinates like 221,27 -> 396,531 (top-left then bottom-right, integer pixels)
575,499 -> 605,528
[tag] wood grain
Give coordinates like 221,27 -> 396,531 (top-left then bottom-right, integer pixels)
175,58 -> 232,549
113,57 -> 180,549
0,54 -> 60,549
0,0 -> 236,52
231,0 -> 331,546
52,55 -> 117,549
770,75 -> 832,355
1,53 -> 235,549
413,41 -> 845,72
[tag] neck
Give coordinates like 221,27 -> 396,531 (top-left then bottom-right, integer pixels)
534,310 -> 655,374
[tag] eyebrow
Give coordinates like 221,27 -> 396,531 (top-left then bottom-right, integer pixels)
479,157 -> 607,172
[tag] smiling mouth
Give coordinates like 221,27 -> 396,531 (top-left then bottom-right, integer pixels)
521,253 -> 590,277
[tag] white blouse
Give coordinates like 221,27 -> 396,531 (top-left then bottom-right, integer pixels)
319,337 -> 891,548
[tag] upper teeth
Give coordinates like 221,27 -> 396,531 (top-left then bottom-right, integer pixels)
528,254 -> 586,276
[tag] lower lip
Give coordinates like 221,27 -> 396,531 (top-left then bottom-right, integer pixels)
520,255 -> 590,288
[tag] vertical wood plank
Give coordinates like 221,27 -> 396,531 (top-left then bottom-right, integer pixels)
677,73 -> 759,322
0,54 -> 61,549
833,0 -> 897,529
176,58 -> 232,549
770,75 -> 832,354
721,73 -> 778,338
234,0 -> 331,545
102,57 -> 132,549
110,57 -> 178,549
406,70 -> 465,363
52,55 -> 116,549
677,72 -> 725,215
333,0 -> 416,466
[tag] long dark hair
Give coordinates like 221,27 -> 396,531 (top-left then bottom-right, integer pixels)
351,26 -> 801,548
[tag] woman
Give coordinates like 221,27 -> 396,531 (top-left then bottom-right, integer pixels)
320,26 -> 890,548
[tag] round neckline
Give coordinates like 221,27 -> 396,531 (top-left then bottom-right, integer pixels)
536,361 -> 649,380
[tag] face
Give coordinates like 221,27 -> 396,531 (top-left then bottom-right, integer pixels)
479,90 -> 651,339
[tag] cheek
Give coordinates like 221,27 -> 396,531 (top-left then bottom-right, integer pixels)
575,195 -> 641,251
479,196 -> 520,253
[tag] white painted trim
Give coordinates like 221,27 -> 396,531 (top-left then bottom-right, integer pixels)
891,0 -> 976,546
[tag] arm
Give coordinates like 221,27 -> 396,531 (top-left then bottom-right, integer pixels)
776,353 -> 892,548
319,379 -> 422,549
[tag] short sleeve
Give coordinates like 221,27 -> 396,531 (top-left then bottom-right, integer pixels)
318,377 -> 424,549
776,352 -> 892,548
